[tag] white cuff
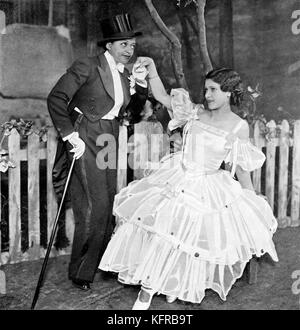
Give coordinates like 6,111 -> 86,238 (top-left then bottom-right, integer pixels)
136,80 -> 148,88
62,132 -> 77,142
130,80 -> 147,95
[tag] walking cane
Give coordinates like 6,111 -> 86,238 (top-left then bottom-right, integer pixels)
30,156 -> 76,310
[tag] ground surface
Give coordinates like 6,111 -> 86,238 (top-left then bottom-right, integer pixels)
0,227 -> 300,310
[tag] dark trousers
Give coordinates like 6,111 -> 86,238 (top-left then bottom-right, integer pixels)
68,117 -> 119,283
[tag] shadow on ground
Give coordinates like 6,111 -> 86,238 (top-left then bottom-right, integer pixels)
0,227 -> 300,310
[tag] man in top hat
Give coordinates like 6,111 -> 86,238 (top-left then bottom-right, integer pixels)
47,13 -> 148,291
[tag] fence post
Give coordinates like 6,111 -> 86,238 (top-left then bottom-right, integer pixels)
0,168 -> 2,261
8,129 -> 21,262
253,121 -> 263,192
28,133 -> 41,260
0,150 -> 4,293
0,9 -> 5,32
117,125 -> 128,193
278,120 -> 289,228
0,8 -> 4,268
65,208 -> 74,254
265,120 -> 276,210
149,122 -> 170,170
0,269 -> 5,294
46,127 -> 58,254
133,122 -> 150,180
291,120 -> 300,227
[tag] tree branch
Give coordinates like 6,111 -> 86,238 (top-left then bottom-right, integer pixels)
144,0 -> 188,89
196,0 -> 213,73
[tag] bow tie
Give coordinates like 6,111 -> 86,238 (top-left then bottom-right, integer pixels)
112,62 -> 125,73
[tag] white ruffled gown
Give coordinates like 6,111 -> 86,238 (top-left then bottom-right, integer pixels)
99,89 -> 278,304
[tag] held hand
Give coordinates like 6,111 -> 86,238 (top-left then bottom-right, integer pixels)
68,132 -> 85,159
132,61 -> 149,82
136,57 -> 157,78
136,56 -> 154,67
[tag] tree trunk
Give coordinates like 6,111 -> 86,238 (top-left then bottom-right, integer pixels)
186,14 -> 216,69
196,0 -> 213,74
144,0 -> 188,89
219,0 -> 234,68
66,0 -> 78,41
87,0 -> 97,56
175,5 -> 194,69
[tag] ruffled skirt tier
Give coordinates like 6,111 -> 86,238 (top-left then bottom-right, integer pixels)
99,154 -> 278,304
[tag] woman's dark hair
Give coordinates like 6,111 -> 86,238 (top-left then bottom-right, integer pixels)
205,68 -> 244,106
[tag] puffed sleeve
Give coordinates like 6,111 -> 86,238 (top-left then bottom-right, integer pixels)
168,88 -> 203,131
224,137 -> 266,176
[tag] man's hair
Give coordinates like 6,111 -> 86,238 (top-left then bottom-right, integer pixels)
102,40 -> 113,50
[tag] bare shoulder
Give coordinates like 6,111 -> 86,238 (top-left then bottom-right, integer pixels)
198,110 -> 211,120
230,112 -> 243,124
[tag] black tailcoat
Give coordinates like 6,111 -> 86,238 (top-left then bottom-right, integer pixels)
48,53 -> 147,282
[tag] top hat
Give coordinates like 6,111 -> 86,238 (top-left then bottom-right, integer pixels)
98,13 -> 142,47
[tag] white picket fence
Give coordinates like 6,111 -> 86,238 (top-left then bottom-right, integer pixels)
0,119 -> 299,266
252,119 -> 300,228
0,126 -> 66,265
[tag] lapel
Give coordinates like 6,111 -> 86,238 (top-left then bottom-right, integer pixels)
120,68 -> 130,110
97,54 -> 131,109
97,54 -> 114,100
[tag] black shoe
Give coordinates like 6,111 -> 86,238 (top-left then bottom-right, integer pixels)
72,279 -> 91,291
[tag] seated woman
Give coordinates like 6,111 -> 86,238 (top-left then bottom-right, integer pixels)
98,61 -> 279,310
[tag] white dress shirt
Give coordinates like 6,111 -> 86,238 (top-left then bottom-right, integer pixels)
63,51 -> 125,141
101,50 -> 124,120
63,52 -> 148,142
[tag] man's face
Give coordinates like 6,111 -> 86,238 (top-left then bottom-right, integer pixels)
107,38 -> 136,64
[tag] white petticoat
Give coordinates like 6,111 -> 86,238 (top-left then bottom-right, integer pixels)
99,153 -> 278,304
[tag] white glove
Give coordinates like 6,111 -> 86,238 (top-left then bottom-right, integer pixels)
68,132 -> 85,159
132,61 -> 149,84
136,57 -> 158,78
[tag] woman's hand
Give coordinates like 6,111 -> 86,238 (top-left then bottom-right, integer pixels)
132,61 -> 149,82
135,57 -> 171,108
136,57 -> 157,78
136,56 -> 154,67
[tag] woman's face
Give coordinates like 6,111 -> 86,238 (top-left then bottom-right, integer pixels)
204,79 -> 230,111
107,38 -> 136,64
